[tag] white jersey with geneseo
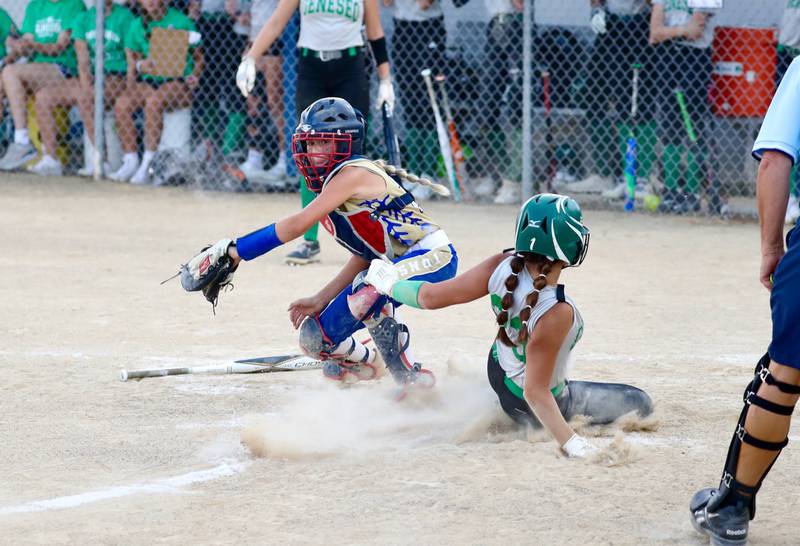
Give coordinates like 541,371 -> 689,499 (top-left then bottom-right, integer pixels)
298,0 -> 364,51
488,256 -> 584,393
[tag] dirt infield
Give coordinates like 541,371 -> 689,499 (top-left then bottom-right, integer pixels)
1,173 -> 796,545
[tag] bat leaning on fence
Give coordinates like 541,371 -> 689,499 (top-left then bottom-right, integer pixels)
119,354 -> 325,381
382,102 -> 402,167
435,74 -> 470,200
624,63 -> 641,212
541,70 -> 557,194
421,68 -> 462,202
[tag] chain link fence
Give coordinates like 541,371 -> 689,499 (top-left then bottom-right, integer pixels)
0,0 -> 794,219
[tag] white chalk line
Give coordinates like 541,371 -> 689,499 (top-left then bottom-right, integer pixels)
0,460 -> 249,516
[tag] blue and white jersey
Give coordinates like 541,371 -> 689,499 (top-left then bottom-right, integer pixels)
753,56 -> 800,164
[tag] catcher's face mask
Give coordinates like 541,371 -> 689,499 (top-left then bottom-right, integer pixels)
292,132 -> 352,193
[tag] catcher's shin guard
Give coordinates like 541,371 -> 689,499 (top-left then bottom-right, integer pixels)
298,317 -> 375,366
707,353 -> 800,519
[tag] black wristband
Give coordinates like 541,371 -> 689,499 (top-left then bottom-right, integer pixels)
369,36 -> 389,66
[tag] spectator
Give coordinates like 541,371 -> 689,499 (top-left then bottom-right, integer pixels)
384,0 -> 445,182
223,0 -> 288,183
189,0 -> 247,160
0,6 -> 20,129
575,0 -> 656,199
777,0 -> 800,224
32,0 -> 135,177
0,0 -> 87,171
111,0 -> 204,184
649,0 -> 717,214
469,0 -> 523,205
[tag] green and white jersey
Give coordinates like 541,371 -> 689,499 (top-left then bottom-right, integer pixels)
651,0 -> 718,49
126,8 -> 201,82
488,256 -> 584,395
72,4 -> 135,75
0,8 -> 18,60
780,0 -> 800,50
21,0 -> 86,70
298,0 -> 364,50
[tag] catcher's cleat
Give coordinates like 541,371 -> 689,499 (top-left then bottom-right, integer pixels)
322,360 -> 378,383
690,488 -> 749,546
393,366 -> 436,401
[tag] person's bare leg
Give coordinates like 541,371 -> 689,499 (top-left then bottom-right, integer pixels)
3,63 -> 63,132
114,82 -> 148,153
262,55 -> 285,152
131,81 -> 192,183
35,81 -> 80,157
142,81 -> 191,151
79,76 -> 126,146
110,82 -> 149,181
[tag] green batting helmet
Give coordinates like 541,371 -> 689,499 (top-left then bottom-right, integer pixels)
514,193 -> 590,266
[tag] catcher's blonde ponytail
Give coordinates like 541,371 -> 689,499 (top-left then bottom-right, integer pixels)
374,159 -> 451,197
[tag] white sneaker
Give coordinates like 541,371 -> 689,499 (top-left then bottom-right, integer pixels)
247,167 -> 290,191
602,181 -> 627,200
603,180 -> 652,201
78,162 -> 111,177
29,155 -> 63,176
0,142 -> 37,171
565,173 -> 614,194
110,157 -> 139,182
472,176 -> 496,198
786,195 -> 800,225
493,179 -> 520,205
408,181 -> 433,201
130,162 -> 151,185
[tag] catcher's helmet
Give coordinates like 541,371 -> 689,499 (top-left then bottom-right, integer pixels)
292,97 -> 366,193
514,193 -> 590,266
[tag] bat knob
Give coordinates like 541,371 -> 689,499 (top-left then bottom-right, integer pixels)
119,370 -> 129,382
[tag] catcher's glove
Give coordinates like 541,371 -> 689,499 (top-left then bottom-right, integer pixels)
180,238 -> 237,310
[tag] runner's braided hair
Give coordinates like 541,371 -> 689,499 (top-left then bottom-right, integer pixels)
374,159 -> 451,196
496,254 -> 555,347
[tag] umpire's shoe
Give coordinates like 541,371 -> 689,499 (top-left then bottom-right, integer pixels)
690,488 -> 749,546
285,240 -> 321,265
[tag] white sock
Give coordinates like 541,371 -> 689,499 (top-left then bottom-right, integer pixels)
41,154 -> 59,165
14,129 -> 30,146
246,149 -> 263,169
123,153 -> 138,166
141,150 -> 155,166
330,337 -> 376,365
275,151 -> 286,166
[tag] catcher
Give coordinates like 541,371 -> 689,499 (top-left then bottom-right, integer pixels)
362,194 -> 653,457
180,97 -> 457,387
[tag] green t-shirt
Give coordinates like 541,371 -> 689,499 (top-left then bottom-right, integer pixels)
0,8 -> 19,60
126,8 -> 201,83
21,0 -> 86,70
72,4 -> 135,75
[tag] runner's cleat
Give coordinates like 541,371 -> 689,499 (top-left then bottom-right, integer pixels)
690,488 -> 749,546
